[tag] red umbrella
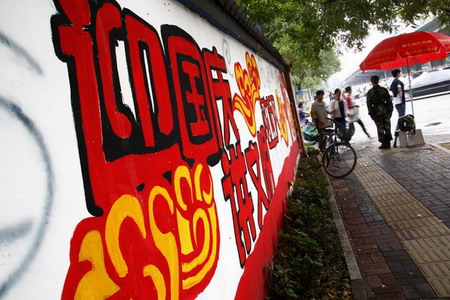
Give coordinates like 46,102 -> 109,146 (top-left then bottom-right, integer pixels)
360,31 -> 450,115
360,31 -> 450,70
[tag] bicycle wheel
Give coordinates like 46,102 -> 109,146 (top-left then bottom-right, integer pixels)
322,142 -> 357,178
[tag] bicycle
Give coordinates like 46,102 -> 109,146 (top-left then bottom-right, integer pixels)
318,119 -> 357,178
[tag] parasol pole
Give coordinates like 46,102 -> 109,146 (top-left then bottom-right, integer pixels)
406,57 -> 415,116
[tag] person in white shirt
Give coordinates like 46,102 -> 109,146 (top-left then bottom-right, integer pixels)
344,86 -> 371,138
389,69 -> 406,133
329,88 -> 348,126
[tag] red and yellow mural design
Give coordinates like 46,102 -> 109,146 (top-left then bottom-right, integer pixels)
52,0 -> 222,298
63,163 -> 218,299
275,90 -> 289,145
233,52 -> 261,137
50,0 -> 299,298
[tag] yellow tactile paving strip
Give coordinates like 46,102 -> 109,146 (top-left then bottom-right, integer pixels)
438,142 -> 450,151
354,156 -> 450,297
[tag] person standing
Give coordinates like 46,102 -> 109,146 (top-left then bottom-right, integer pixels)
389,69 -> 406,133
344,86 -> 371,139
329,88 -> 348,126
367,76 -> 393,149
330,88 -> 354,142
298,102 -> 308,125
310,90 -> 329,151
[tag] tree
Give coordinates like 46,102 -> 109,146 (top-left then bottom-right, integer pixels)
295,49 -> 341,91
236,0 -> 450,90
236,0 -> 341,90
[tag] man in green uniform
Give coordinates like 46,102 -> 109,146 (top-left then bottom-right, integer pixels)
366,76 -> 393,149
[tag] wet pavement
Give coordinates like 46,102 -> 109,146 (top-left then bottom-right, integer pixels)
329,135 -> 450,299
350,93 -> 450,144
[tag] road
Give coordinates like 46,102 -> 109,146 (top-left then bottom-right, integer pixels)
350,93 -> 450,144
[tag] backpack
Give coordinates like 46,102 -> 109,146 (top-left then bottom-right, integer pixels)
398,114 -> 415,132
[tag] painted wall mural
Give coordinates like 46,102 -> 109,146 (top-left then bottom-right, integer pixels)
0,0 -> 301,299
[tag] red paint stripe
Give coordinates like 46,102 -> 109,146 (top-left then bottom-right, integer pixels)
235,140 -> 300,299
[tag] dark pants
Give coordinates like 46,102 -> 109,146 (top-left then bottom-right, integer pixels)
374,117 -> 392,145
395,103 -> 406,131
334,117 -> 346,125
318,128 -> 326,152
352,119 -> 370,138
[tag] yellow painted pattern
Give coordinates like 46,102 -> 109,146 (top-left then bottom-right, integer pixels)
233,52 -> 261,137
105,194 -> 147,278
143,264 -> 166,300
182,209 -> 210,273
183,204 -> 218,290
175,165 -> 195,255
74,230 -> 120,300
71,163 -> 218,299
276,90 -> 289,145
149,186 -> 180,300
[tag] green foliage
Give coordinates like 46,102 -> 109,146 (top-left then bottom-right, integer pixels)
237,0 -> 341,90
305,144 -> 320,156
267,155 -> 351,299
236,0 -> 450,90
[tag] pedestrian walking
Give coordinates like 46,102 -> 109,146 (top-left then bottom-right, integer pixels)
310,90 -> 329,151
389,69 -> 406,133
344,86 -> 371,139
367,76 -> 393,149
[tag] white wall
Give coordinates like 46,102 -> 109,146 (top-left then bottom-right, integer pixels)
0,1 -> 300,299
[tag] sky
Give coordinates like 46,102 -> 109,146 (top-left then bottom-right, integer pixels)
327,22 -> 427,87
329,29 -> 391,84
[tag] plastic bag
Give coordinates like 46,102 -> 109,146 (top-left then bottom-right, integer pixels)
302,124 -> 318,142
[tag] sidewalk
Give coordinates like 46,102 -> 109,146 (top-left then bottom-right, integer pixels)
329,137 -> 450,299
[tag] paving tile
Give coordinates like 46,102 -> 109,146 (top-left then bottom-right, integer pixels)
414,282 -> 440,299
401,285 -> 421,299
364,262 -> 392,275
366,274 -> 382,288
330,144 -> 450,299
383,250 -> 408,262
371,252 -> 386,263
396,225 -> 450,241
337,145 -> 450,298
420,262 -> 450,278
403,244 -> 450,263
375,292 -> 405,300
428,278 -> 450,296
356,243 -> 379,254
390,217 -> 443,230
380,210 -> 433,223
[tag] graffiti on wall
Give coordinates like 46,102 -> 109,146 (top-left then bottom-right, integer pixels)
51,0 -> 298,298
0,96 -> 54,298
